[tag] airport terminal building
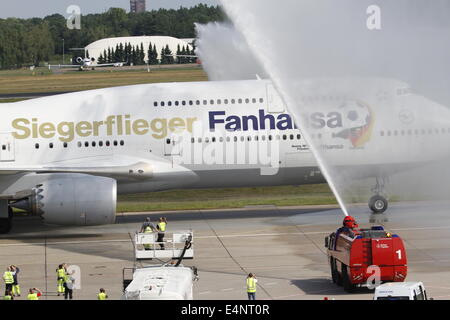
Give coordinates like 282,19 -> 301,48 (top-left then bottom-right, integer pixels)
85,36 -> 193,63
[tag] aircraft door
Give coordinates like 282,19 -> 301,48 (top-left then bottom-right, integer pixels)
164,136 -> 181,157
266,83 -> 285,113
0,133 -> 15,162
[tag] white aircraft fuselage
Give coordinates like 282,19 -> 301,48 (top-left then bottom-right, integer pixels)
0,78 -> 449,228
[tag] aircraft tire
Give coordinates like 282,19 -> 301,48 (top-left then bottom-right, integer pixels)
369,195 -> 388,214
342,265 -> 355,293
0,207 -> 12,234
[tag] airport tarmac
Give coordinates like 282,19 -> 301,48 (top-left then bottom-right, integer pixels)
1,201 -> 450,300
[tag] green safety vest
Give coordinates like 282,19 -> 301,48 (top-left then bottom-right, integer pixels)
57,268 -> 66,278
144,226 -> 152,233
27,293 -> 38,300
247,278 -> 256,293
3,295 -> 12,300
3,271 -> 14,284
97,292 -> 108,300
158,222 -> 166,232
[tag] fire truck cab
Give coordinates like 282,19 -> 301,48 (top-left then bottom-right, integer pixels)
325,226 -> 407,292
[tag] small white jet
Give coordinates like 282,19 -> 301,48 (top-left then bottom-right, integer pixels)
49,57 -> 125,71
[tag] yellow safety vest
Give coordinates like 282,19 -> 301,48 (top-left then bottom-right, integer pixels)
97,292 -> 108,300
247,278 -> 256,293
144,226 -> 152,233
3,271 -> 14,284
3,295 -> 12,300
57,268 -> 66,278
27,293 -> 39,300
158,222 -> 166,232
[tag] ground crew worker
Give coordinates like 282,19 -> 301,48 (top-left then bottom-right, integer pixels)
3,266 -> 14,295
10,265 -> 20,297
27,288 -> 42,300
3,289 -> 13,300
156,217 -> 167,250
63,272 -> 75,300
143,225 -> 154,250
246,273 -> 257,300
140,217 -> 157,233
97,288 -> 108,300
56,264 -> 66,296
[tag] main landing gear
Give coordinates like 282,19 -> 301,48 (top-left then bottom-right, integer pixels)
369,177 -> 388,214
0,201 -> 12,234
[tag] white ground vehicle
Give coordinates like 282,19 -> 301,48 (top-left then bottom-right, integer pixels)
123,265 -> 196,300
374,282 -> 429,300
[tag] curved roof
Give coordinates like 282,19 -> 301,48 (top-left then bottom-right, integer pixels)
85,36 -> 193,62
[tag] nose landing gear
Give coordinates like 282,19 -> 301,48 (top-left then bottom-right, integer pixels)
369,177 -> 388,214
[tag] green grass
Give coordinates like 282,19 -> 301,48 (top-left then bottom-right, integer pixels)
0,65 -> 207,94
117,184 -> 337,212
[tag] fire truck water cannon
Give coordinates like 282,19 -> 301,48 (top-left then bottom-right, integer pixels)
325,225 -> 407,293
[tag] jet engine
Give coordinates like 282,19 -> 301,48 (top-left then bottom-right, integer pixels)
12,174 -> 117,226
76,57 -> 84,64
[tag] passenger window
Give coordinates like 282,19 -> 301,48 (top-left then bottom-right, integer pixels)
77,142 -> 82,147
238,99 -> 243,104
233,136 -> 238,142
261,136 -> 266,141
85,142 -> 89,147
283,135 -> 287,140
1,145 -> 6,151
203,100 -> 207,105
63,142 -> 68,148
113,140 -> 118,146
182,101 -> 186,106
269,135 -> 273,141
49,143 -> 54,149
217,99 -> 222,104
92,141 -> 96,147
224,99 -> 229,104
166,139 -> 171,145
154,102 -> 158,107
198,138 -> 202,143
205,137 -> 210,143
161,101 -> 165,107
380,131 -> 384,136
245,99 -> 250,104
189,101 -> 193,106
35,143 -> 39,149
252,98 -> 257,103
175,101 -> 179,106
191,138 -> 195,144
226,137 -> 230,142
231,99 -> 236,104
259,98 -> 264,103
210,100 -> 214,105
247,136 -> 251,141
120,140 -> 124,146
240,136 -> 245,142
297,134 -> 301,139
196,100 -> 200,105
212,137 -> 216,142
168,101 -> 172,106
106,141 -> 110,147
290,134 -> 294,140
99,141 -> 103,147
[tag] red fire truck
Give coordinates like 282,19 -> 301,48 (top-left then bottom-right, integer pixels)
325,226 -> 407,292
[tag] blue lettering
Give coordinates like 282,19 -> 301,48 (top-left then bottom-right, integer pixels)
209,111 -> 226,131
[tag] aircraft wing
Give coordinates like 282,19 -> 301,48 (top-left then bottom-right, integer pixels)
48,64 -> 81,69
94,62 -> 126,67
0,155 -> 199,198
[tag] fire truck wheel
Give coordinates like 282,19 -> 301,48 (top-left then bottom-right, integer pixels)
369,195 -> 388,214
342,266 -> 355,293
330,258 -> 341,285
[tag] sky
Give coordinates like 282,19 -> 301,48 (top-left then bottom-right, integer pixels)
0,0 -> 220,18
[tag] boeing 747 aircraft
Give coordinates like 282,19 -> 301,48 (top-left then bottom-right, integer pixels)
0,78 -> 448,233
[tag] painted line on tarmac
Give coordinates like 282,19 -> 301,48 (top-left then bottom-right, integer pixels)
2,225 -> 450,247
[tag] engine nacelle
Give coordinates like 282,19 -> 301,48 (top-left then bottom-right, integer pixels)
16,174 -> 117,226
76,57 -> 83,64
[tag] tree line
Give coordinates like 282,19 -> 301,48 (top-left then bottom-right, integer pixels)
96,42 -> 196,65
0,4 -> 224,69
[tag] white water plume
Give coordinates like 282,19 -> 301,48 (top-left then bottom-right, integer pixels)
211,0 -> 450,216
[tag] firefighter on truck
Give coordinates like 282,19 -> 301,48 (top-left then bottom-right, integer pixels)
325,216 -> 408,293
